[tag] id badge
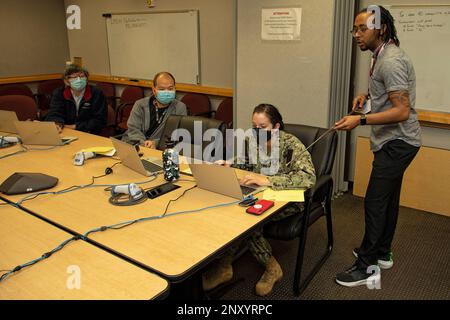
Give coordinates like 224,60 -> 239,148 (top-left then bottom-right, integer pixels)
362,99 -> 372,114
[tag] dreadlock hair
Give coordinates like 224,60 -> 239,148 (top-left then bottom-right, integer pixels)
360,5 -> 400,46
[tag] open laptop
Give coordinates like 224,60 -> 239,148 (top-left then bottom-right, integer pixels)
110,137 -> 163,176
0,110 -> 19,133
14,121 -> 78,146
189,163 -> 266,200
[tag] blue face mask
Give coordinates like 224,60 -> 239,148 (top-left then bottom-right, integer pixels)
156,90 -> 176,105
252,128 -> 273,145
69,77 -> 87,91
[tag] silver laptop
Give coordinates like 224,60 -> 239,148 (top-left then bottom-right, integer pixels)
189,163 -> 266,200
110,137 -> 163,176
0,110 -> 19,133
14,121 -> 78,146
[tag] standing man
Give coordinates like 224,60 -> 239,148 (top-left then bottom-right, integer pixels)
121,72 -> 187,148
46,64 -> 107,135
334,5 -> 421,287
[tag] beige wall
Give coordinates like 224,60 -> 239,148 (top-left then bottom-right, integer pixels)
0,0 -> 70,77
64,0 -> 235,88
236,0 -> 335,129
348,0 -> 450,182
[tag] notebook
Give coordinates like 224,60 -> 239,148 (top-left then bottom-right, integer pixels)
0,110 -> 19,133
14,121 -> 78,146
110,137 -> 163,176
189,163 -> 265,200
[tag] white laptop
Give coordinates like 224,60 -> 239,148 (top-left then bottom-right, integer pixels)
189,163 -> 266,200
14,121 -> 78,146
110,137 -> 163,176
0,110 -> 19,133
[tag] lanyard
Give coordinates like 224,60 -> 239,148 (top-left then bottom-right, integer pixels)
368,40 -> 395,97
152,99 -> 167,124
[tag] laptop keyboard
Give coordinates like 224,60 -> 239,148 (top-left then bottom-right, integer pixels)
142,160 -> 163,172
240,185 -> 257,195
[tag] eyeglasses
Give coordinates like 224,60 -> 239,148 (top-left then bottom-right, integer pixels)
67,74 -> 86,79
350,25 -> 369,36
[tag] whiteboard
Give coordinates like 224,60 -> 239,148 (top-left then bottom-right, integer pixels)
389,5 -> 450,113
105,11 -> 200,84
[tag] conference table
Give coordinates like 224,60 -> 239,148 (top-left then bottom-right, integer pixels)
0,202 -> 168,300
0,129 -> 290,297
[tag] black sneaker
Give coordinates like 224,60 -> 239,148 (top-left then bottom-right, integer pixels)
335,264 -> 380,287
353,248 -> 394,270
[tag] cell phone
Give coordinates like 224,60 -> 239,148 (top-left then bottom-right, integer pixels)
246,200 -> 274,215
239,197 -> 258,207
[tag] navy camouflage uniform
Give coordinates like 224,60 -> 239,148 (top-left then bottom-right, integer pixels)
234,130 -> 316,266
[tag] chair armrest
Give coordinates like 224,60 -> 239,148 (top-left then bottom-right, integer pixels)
305,175 -> 332,199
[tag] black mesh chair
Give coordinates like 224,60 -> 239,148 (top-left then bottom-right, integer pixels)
157,115 -> 227,162
263,124 -> 338,296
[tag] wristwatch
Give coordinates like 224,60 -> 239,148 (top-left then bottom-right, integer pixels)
360,114 -> 367,126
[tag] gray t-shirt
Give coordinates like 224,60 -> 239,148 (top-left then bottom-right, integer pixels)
369,44 -> 422,151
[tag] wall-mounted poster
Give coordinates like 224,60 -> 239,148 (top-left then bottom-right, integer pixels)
262,7 -> 302,40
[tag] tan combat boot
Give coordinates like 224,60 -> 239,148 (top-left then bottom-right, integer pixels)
202,256 -> 233,291
255,256 -> 283,296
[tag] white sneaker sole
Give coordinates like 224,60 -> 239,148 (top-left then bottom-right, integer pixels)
335,273 -> 381,288
335,278 -> 368,287
353,250 -> 393,270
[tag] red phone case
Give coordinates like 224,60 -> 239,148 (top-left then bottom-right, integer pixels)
246,199 -> 274,215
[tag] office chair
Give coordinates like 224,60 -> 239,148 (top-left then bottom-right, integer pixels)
181,93 -> 212,117
115,86 -> 144,132
95,82 -> 116,110
36,79 -> 64,119
157,115 -> 227,162
0,84 -> 34,99
96,82 -> 117,137
212,97 -> 233,128
263,123 -> 338,296
0,95 -> 38,121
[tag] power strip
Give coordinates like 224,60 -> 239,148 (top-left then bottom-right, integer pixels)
146,182 -> 181,199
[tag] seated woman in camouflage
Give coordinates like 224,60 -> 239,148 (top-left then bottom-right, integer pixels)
202,103 -> 316,296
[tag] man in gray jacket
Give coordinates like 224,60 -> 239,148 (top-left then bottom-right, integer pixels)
121,72 -> 187,148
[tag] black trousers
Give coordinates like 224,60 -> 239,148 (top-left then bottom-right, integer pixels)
358,139 -> 419,267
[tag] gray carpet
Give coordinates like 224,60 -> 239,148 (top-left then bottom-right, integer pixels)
219,192 -> 450,300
